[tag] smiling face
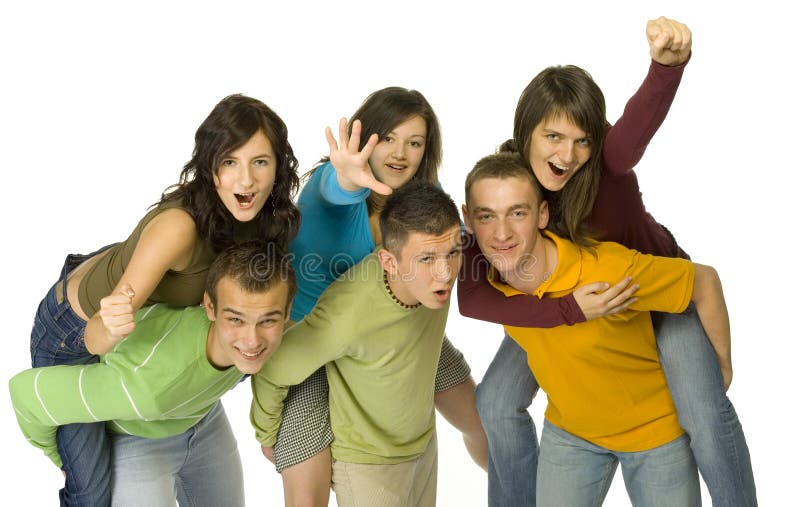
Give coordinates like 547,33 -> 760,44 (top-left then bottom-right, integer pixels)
213,130 -> 276,222
379,226 -> 462,310
528,115 -> 593,191
464,176 -> 549,285
203,276 -> 290,375
368,115 -> 427,190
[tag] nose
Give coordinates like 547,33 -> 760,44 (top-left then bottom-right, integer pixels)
493,218 -> 512,241
240,327 -> 259,349
558,141 -> 575,164
391,141 -> 406,160
238,165 -> 255,188
432,257 -> 453,282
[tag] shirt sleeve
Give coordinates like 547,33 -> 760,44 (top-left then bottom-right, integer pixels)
603,58 -> 688,175
317,162 -> 371,206
8,363 -> 157,468
457,233 -> 586,327
625,252 -> 694,314
250,305 -> 353,446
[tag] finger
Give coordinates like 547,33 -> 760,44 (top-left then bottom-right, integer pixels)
325,126 -> 338,152
599,276 -> 634,300
338,117 -> 349,148
118,283 -> 135,299
574,281 -> 611,296
367,177 -> 394,196
605,296 -> 638,316
348,119 -> 362,152
604,282 -> 640,308
359,133 -> 379,159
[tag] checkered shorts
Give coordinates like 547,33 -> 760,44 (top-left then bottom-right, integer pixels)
272,336 -> 471,472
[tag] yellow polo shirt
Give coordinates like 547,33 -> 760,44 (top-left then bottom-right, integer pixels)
490,231 -> 695,452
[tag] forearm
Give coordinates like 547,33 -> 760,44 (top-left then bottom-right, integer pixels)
603,58 -> 688,174
457,236 -> 585,327
691,263 -> 732,371
249,373 -> 288,446
84,313 -> 117,355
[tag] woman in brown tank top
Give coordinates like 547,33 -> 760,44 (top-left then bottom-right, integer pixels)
29,93 -> 300,506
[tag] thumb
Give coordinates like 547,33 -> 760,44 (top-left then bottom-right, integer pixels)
118,283 -> 136,299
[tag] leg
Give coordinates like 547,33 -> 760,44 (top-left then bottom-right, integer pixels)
475,333 -> 539,506
110,431 -> 182,507
618,434 -> 701,507
31,269 -> 111,507
434,336 -> 488,469
331,434 -> 437,507
654,306 -> 757,506
274,367 -> 334,507
176,403 -> 245,507
536,421 -> 617,507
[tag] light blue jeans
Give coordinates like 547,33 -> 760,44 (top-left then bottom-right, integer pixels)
536,421 -> 700,507
110,402 -> 245,507
475,306 -> 757,507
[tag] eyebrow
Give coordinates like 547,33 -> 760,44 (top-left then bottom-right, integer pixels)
472,203 -> 532,213
222,307 -> 284,318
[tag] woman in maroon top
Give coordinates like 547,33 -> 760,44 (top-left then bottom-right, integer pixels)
458,17 -> 756,507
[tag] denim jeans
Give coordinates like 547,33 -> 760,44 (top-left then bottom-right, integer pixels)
653,305 -> 757,506
536,421 -> 700,507
110,402 -> 245,507
30,245 -> 116,507
476,306 -> 757,507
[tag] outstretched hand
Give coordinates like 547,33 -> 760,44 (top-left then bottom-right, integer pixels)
325,118 -> 392,195
573,277 -> 639,321
647,16 -> 692,67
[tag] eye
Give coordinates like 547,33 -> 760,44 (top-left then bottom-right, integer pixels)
512,210 -> 528,218
259,318 -> 278,326
477,213 -> 493,223
254,158 -> 270,166
409,140 -> 424,148
578,138 -> 592,147
381,135 -> 393,143
545,133 -> 559,141
221,159 -> 236,167
227,317 -> 242,324
419,256 -> 434,264
448,249 -> 460,258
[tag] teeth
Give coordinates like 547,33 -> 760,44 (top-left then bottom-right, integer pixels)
240,350 -> 262,358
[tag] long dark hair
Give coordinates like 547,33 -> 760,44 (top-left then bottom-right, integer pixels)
309,86 -> 442,215
512,65 -> 606,247
159,94 -> 300,251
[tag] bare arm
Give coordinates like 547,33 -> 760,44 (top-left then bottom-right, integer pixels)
84,208 -> 197,354
691,263 -> 733,390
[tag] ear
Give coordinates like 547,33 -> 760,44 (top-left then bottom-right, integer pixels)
377,248 -> 398,276
203,291 -> 216,321
538,199 -> 549,230
461,203 -> 474,234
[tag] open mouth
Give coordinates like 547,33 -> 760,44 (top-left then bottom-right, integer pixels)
386,164 -> 406,172
548,162 -> 568,177
234,193 -> 256,207
434,289 -> 449,300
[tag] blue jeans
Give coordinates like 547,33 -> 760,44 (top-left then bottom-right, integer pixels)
536,422 -> 700,507
110,402 -> 245,507
476,306 -> 757,507
30,245 -> 116,507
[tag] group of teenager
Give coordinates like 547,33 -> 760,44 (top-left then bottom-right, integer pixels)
8,15 -> 757,507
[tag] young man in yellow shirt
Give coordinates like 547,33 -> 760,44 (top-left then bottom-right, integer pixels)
461,152 -> 732,506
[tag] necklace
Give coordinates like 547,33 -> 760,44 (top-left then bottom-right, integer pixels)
383,270 -> 422,310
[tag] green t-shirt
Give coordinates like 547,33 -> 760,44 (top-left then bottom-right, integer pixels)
251,252 -> 449,464
10,305 -> 243,467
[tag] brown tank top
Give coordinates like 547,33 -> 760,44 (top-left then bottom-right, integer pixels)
77,200 -> 217,316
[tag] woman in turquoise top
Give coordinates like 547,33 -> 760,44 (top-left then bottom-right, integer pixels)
270,87 -> 486,507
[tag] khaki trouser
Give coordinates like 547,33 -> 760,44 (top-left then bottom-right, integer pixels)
332,433 -> 438,507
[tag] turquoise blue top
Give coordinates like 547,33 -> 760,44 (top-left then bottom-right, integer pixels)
289,162 -> 374,321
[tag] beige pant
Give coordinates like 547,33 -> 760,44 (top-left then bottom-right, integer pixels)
332,433 -> 438,507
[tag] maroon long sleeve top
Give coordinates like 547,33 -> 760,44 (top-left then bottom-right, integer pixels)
458,59 -> 689,327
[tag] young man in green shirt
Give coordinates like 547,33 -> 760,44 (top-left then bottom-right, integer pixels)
251,181 -> 466,506
10,241 -> 295,506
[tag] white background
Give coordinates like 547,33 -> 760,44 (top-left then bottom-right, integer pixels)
0,1 -> 795,505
